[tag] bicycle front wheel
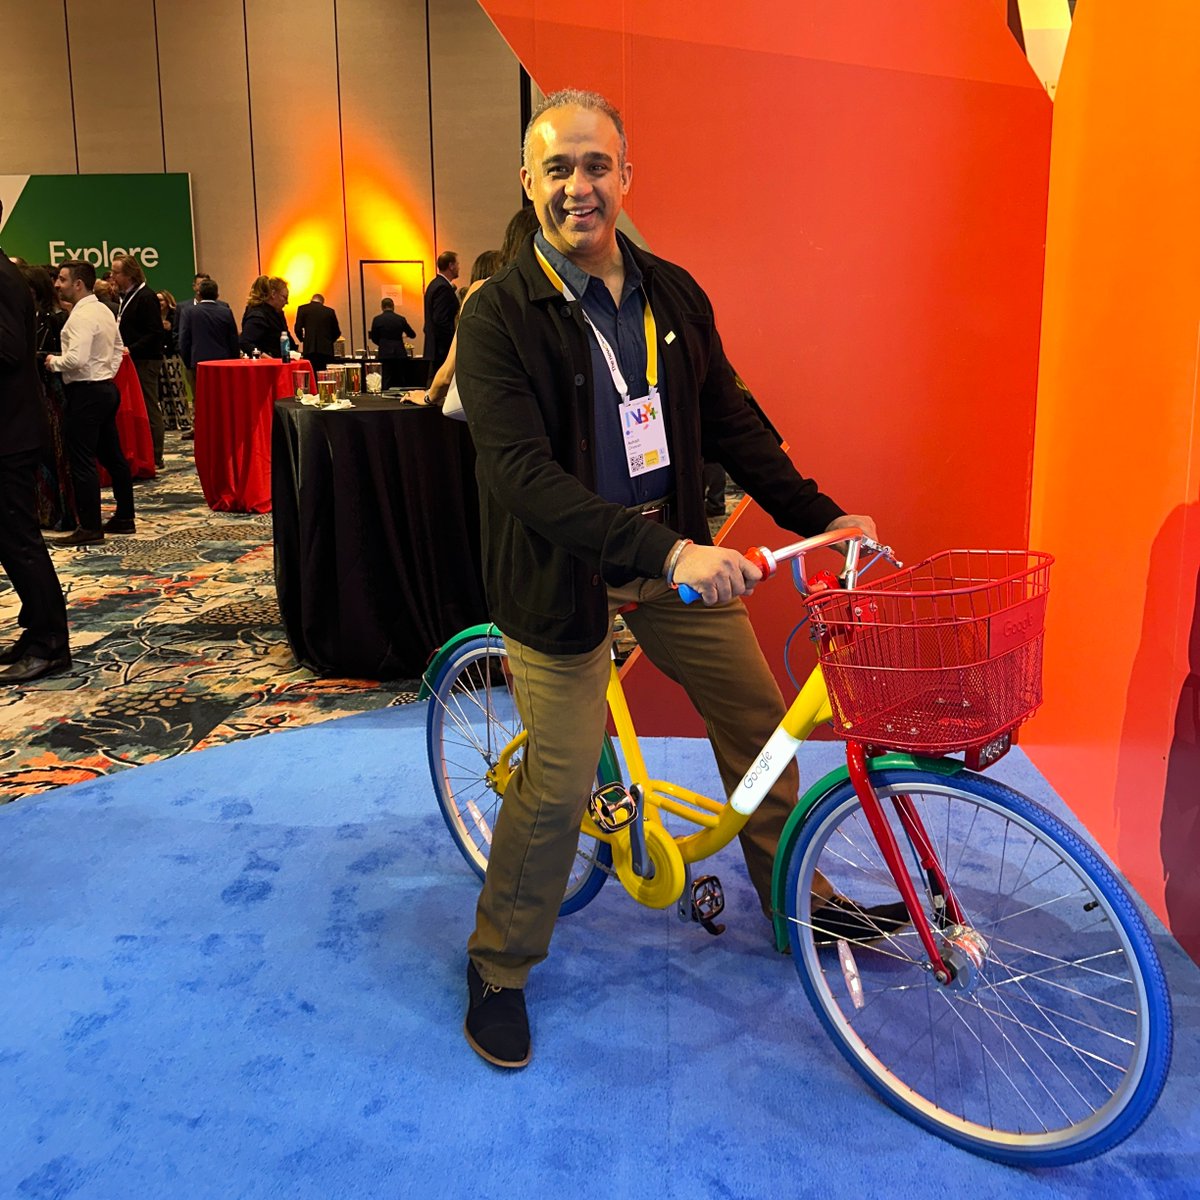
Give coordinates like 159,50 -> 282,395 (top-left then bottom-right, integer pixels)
783,766 -> 1171,1166
426,631 -> 612,916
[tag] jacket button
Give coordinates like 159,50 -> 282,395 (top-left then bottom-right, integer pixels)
574,374 -> 585,387
579,437 -> 588,451
591,574 -> 601,586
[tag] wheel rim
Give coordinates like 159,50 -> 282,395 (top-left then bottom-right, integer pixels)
430,642 -> 607,898
789,780 -> 1155,1153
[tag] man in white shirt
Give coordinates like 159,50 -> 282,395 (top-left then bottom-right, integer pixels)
44,260 -> 137,546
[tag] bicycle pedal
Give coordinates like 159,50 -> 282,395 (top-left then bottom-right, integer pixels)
690,875 -> 725,935
588,781 -> 638,833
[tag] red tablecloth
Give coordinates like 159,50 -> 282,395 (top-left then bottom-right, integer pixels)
104,351 -> 156,482
193,359 -> 314,512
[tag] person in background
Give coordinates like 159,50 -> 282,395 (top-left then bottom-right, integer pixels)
110,253 -> 166,469
92,273 -> 119,314
294,293 -> 341,375
0,206 -> 71,684
179,278 -> 240,375
44,259 -> 136,545
157,289 -> 192,438
176,272 -> 226,399
426,207 -> 542,407
423,251 -> 460,372
368,298 -> 417,391
239,275 -> 294,358
21,265 -> 74,530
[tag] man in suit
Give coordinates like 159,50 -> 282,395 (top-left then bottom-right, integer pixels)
293,293 -> 341,375
0,203 -> 71,684
110,253 -> 166,468
423,251 -> 460,372
368,298 -> 417,390
179,278 -> 240,372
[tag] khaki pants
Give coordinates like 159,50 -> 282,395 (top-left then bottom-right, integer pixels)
468,577 -> 811,989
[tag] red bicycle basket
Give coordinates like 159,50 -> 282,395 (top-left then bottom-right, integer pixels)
804,549 -> 1053,754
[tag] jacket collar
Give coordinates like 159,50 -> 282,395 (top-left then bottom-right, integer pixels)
516,229 -> 656,304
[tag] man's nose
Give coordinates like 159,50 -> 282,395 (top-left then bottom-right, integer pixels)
564,168 -> 591,194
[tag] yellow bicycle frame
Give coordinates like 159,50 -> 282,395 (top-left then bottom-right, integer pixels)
574,657 -> 835,906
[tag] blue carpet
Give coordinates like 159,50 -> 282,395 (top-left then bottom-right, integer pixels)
1,705 -> 1196,1199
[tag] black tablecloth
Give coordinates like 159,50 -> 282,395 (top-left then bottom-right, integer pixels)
272,396 -> 488,679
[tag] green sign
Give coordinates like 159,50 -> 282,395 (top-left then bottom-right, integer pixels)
0,173 -> 195,300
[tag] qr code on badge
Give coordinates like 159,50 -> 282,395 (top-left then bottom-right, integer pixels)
629,453 -> 645,472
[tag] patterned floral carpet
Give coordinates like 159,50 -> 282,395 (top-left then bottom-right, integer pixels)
0,431 -> 419,802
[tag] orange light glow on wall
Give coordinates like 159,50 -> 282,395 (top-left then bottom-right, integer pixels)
266,216 -> 340,312
341,133 -> 435,271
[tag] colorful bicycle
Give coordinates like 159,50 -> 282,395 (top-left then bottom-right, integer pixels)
423,529 -> 1171,1166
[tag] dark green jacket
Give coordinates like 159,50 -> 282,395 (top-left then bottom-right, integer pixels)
456,232 -> 843,655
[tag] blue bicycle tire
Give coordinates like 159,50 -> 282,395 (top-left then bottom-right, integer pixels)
425,631 -> 613,916
782,766 -> 1171,1166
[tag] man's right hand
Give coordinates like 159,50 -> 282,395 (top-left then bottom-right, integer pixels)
669,543 -> 763,605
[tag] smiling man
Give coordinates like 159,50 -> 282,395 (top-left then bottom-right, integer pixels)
454,89 -> 891,1069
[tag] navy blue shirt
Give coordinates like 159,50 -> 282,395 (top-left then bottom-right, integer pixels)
535,232 -> 674,506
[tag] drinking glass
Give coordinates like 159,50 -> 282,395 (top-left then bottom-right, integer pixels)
317,372 -> 336,406
347,364 -> 362,395
366,365 -> 382,394
292,368 -> 308,398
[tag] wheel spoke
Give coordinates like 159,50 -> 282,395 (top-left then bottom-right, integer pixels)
786,773 -> 1168,1159
429,642 -> 609,911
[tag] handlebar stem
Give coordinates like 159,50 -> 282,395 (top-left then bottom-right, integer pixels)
748,528 -> 899,594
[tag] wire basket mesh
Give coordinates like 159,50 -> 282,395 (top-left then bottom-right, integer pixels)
804,549 -> 1053,753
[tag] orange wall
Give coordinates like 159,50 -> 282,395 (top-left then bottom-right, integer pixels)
481,2 -> 1051,735
1024,5 -> 1200,955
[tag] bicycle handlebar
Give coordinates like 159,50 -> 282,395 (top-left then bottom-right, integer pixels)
677,527 -> 900,605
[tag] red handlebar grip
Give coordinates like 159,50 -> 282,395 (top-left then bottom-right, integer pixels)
746,546 -> 774,578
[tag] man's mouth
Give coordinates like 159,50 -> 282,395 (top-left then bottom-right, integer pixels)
563,207 -> 598,221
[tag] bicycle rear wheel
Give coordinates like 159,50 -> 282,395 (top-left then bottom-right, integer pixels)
426,631 -> 612,915
783,766 -> 1171,1166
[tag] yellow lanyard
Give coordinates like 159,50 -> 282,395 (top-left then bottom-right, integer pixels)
534,243 -> 658,393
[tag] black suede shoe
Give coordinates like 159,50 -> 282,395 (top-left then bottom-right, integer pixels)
51,527 -> 104,547
103,517 -> 136,534
812,896 -> 911,946
0,651 -> 71,685
465,960 -> 531,1068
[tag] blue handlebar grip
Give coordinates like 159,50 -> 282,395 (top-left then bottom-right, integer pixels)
678,583 -> 701,604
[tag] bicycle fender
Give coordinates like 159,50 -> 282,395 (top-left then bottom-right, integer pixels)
769,752 -> 963,953
416,623 -> 502,701
597,734 -> 622,787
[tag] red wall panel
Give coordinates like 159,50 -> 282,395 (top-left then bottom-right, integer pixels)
480,2 -> 1051,735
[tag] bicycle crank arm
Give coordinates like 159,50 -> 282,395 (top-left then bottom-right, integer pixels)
625,784 -> 656,881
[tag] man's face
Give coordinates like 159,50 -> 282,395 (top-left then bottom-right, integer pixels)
110,263 -> 132,292
193,276 -> 206,297
54,267 -> 79,303
268,287 -> 289,312
445,259 -> 460,282
520,104 -> 631,265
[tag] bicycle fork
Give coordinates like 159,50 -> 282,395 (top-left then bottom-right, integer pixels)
845,742 -> 965,985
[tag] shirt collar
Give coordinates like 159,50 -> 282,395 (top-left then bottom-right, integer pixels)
534,230 -> 643,304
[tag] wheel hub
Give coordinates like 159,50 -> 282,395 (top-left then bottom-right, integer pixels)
937,925 -> 989,994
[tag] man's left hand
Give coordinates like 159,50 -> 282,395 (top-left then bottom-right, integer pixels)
826,513 -> 879,543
